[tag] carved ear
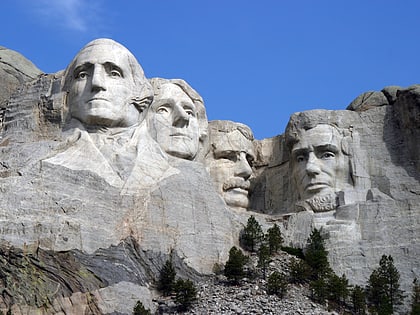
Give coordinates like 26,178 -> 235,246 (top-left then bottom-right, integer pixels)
131,96 -> 153,113
199,129 -> 208,141
341,136 -> 351,155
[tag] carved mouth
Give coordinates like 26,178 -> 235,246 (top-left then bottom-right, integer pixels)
305,182 -> 330,191
88,97 -> 109,102
170,133 -> 192,139
223,180 -> 250,192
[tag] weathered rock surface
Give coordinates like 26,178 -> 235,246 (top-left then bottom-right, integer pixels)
0,42 -> 418,314
0,46 -> 42,109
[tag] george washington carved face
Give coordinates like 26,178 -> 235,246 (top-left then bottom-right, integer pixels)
64,39 -> 151,128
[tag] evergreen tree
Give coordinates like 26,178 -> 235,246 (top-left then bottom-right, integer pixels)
224,246 -> 249,284
267,271 -> 288,298
289,257 -> 312,284
174,278 -> 197,312
133,300 -> 151,315
158,258 -> 176,296
310,277 -> 328,304
410,278 -> 420,315
366,255 -> 404,315
266,223 -> 283,255
304,228 -> 330,280
351,285 -> 366,315
257,242 -> 270,279
241,215 -> 264,252
328,273 -> 350,310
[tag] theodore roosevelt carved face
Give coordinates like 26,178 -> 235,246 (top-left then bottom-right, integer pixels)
147,78 -> 208,160
63,38 -> 152,128
205,121 -> 255,210
290,124 -> 352,202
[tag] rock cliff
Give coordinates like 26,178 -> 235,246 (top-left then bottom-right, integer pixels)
0,42 -> 418,314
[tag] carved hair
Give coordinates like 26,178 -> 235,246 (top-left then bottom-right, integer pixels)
285,110 -> 351,153
207,120 -> 254,142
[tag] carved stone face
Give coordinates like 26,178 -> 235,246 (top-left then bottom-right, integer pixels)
147,83 -> 200,160
291,124 -> 351,200
206,129 -> 255,210
67,43 -> 140,127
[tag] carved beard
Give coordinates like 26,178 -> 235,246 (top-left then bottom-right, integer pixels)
305,193 -> 338,212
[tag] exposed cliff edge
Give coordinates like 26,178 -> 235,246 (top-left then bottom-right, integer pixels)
0,43 -> 418,314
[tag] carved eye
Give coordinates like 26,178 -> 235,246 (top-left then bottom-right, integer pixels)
110,69 -> 122,77
156,106 -> 169,114
321,152 -> 335,159
217,151 -> 237,162
75,71 -> 88,79
246,155 -> 255,167
185,109 -> 195,116
296,155 -> 306,163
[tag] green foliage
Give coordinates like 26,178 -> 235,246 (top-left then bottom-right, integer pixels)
241,215 -> 264,252
224,246 -> 249,284
366,255 -> 404,315
411,278 -> 420,315
327,273 -> 350,309
266,223 -> 283,255
304,228 -> 330,280
267,271 -> 288,298
133,300 -> 151,315
351,285 -> 366,315
257,242 -> 270,279
289,257 -> 312,284
212,262 -> 224,275
174,278 -> 197,312
310,277 -> 328,304
281,246 -> 304,259
158,258 -> 176,296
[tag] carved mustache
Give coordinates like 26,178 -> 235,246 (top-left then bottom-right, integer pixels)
223,178 -> 250,192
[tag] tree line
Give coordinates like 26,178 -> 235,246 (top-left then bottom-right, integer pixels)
133,215 -> 420,314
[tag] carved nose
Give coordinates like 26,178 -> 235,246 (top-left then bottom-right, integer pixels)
91,66 -> 107,92
235,152 -> 252,179
305,152 -> 321,176
172,105 -> 189,127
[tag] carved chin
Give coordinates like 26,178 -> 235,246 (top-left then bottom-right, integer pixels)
223,189 -> 249,209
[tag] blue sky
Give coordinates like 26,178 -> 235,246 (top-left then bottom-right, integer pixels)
2,1 -> 419,139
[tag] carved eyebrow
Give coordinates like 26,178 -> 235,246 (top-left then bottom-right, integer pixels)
151,98 -> 176,109
314,144 -> 339,153
73,62 -> 93,76
103,62 -> 124,76
291,148 -> 309,157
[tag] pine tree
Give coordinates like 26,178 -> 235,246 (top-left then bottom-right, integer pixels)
351,285 -> 366,315
266,223 -> 283,255
224,246 -> 249,284
310,277 -> 328,304
366,255 -> 404,315
241,215 -> 264,252
158,258 -> 176,296
304,228 -> 330,280
328,273 -> 350,310
174,278 -> 197,312
289,257 -> 312,284
410,278 -> 420,315
133,300 -> 151,315
257,241 -> 270,279
267,271 -> 288,298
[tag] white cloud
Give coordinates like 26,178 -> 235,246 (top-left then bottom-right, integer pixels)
31,0 -> 104,32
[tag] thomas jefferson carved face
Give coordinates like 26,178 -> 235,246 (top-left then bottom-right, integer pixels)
147,83 -> 200,160
66,40 -> 145,127
205,123 -> 255,210
291,124 -> 351,200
